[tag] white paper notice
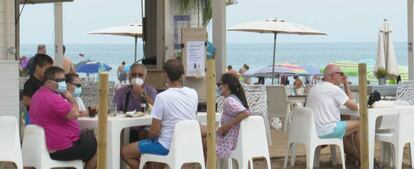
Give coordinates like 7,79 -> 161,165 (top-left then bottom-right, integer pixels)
186,41 -> 205,77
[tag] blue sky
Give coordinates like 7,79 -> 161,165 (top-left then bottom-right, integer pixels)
20,0 -> 407,44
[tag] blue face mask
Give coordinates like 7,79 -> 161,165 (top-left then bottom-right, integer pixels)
57,81 -> 67,93
73,87 -> 82,97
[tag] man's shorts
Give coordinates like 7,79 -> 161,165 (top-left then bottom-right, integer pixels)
49,131 -> 97,162
138,139 -> 169,155
319,121 -> 347,139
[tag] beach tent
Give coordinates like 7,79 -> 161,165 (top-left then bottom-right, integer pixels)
76,62 -> 112,74
228,18 -> 327,84
88,23 -> 143,62
374,19 -> 399,76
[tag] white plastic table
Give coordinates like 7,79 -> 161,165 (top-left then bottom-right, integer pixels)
340,106 -> 400,169
78,115 -> 153,169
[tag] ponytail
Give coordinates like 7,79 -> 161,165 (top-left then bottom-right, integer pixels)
221,73 -> 249,109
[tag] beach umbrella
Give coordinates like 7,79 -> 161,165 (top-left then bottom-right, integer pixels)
245,64 -> 296,78
374,19 -> 399,76
88,23 -> 143,62
228,18 -> 327,84
303,65 -> 322,75
76,62 -> 112,74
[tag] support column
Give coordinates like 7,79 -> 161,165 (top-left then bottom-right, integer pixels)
408,0 -> 414,80
212,0 -> 226,80
54,2 -> 64,67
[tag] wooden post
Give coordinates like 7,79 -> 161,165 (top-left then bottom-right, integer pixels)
358,63 -> 369,169
97,72 -> 108,169
206,54 -> 217,169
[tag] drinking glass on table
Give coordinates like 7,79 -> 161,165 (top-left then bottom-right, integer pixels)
109,102 -> 117,117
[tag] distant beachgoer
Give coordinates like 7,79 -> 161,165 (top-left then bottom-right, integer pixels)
28,44 -> 47,76
227,65 -> 240,79
397,75 -> 401,84
30,66 -> 97,169
121,59 -> 198,169
312,75 -> 322,84
306,64 -> 360,163
60,45 -> 77,74
65,73 -> 87,116
215,73 -> 251,159
117,61 -> 128,83
239,64 -> 251,85
293,75 -> 304,95
281,75 -> 288,86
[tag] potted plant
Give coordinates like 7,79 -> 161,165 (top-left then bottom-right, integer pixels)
375,68 -> 388,85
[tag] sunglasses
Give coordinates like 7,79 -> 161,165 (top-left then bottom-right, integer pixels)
70,83 -> 82,87
51,78 -> 66,83
332,72 -> 344,76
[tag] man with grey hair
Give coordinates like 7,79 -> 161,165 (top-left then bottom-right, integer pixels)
113,63 -> 157,112
306,64 -> 360,163
28,44 -> 47,76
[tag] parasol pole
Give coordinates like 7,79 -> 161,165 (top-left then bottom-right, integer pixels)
271,33 -> 278,85
134,36 -> 138,62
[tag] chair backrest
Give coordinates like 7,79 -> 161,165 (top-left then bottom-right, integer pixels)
237,116 -> 269,157
169,120 -> 204,162
397,81 -> 414,105
289,107 -> 316,140
0,116 -> 20,153
22,125 -> 50,166
398,106 -> 414,141
266,85 -> 288,118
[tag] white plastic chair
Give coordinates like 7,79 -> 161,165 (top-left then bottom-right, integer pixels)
22,125 -> 83,169
283,107 -> 346,169
376,106 -> 414,169
0,116 -> 23,169
266,85 -> 291,132
227,116 -> 271,169
139,120 -> 205,169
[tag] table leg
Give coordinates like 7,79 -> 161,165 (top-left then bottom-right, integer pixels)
108,126 -> 122,169
368,115 -> 377,169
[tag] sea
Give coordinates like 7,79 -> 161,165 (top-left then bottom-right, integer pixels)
20,42 -> 409,82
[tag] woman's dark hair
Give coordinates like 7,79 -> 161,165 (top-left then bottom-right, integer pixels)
221,73 -> 249,109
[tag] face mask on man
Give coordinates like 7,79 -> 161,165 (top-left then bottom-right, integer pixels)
57,81 -> 67,93
131,77 -> 144,86
73,86 -> 82,97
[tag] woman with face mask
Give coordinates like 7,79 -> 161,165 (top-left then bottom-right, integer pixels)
216,73 -> 251,160
65,73 -> 88,116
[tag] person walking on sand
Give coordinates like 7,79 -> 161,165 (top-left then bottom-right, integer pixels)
117,61 -> 128,83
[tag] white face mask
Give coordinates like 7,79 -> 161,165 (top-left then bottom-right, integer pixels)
131,77 -> 144,86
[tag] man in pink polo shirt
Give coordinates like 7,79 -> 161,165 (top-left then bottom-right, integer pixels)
30,66 -> 97,169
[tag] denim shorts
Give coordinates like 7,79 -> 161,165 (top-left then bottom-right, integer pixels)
320,121 -> 347,139
138,139 -> 169,155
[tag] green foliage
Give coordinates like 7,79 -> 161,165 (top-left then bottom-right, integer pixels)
375,68 -> 388,79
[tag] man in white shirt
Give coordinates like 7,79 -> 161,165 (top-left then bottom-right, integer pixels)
306,64 -> 360,162
121,59 -> 198,169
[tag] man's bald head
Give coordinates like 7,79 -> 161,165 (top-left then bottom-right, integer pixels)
323,64 -> 343,85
